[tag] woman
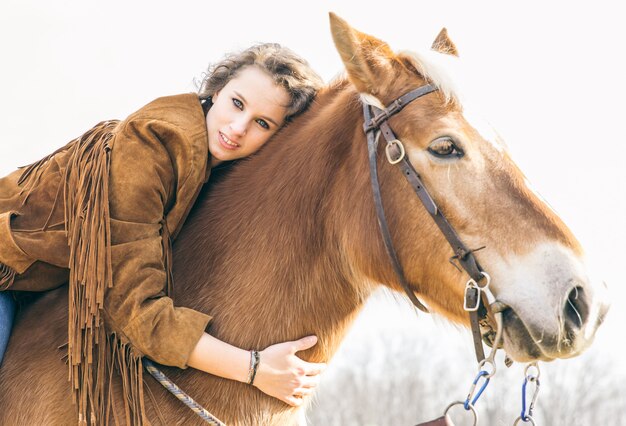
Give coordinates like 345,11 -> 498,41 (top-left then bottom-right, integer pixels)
0,43 -> 325,420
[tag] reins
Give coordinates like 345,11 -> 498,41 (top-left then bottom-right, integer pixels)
143,358 -> 225,425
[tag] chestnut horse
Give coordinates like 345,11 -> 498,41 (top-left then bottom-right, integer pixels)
0,13 -> 609,425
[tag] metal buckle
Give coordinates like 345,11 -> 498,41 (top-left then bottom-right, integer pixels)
385,139 -> 405,164
464,280 -> 480,312
464,272 -> 492,312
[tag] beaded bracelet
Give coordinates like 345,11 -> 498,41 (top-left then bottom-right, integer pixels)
247,350 -> 260,385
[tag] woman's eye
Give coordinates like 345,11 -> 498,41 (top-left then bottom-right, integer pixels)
428,137 -> 464,158
256,119 -> 270,130
232,98 -> 243,110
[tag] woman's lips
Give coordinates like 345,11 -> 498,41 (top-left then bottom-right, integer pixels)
219,131 -> 240,150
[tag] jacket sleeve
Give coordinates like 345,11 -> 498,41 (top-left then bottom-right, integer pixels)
103,118 -> 211,368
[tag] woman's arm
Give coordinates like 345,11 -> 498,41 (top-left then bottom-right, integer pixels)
188,333 -> 326,406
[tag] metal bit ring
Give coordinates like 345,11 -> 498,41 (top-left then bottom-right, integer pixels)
444,401 -> 478,426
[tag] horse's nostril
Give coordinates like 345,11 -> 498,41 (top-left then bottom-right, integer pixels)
563,286 -> 589,331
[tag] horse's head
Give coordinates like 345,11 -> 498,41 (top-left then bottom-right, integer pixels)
330,13 -> 609,362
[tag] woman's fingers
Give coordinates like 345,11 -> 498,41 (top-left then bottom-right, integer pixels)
305,362 -> 326,376
254,336 -> 327,406
284,395 -> 304,407
291,335 -> 318,353
293,387 -> 315,397
299,373 -> 321,389
283,388 -> 313,406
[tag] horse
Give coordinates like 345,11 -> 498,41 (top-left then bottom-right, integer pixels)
0,13 -> 609,425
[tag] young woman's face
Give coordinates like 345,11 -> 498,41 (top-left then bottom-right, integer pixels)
206,66 -> 290,166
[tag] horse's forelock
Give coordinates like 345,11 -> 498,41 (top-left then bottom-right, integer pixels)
398,49 -> 462,106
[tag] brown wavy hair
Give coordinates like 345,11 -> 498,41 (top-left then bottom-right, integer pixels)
198,43 -> 323,122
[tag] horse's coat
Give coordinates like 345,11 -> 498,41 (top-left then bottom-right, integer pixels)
0,13 -> 608,425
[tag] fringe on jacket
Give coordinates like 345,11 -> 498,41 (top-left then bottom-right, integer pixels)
0,262 -> 17,291
18,120 -> 148,425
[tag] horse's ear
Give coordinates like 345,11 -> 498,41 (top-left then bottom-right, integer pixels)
329,12 -> 395,95
431,28 -> 459,57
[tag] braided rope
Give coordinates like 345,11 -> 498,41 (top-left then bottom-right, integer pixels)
143,358 -> 226,425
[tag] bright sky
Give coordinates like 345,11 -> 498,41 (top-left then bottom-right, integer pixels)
1,0 -> 624,357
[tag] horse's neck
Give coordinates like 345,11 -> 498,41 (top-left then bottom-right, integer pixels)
174,84 -> 376,360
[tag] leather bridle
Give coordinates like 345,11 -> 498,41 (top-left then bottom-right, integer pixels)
363,83 -> 498,362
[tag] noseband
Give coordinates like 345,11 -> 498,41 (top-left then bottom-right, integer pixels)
362,83 -> 496,362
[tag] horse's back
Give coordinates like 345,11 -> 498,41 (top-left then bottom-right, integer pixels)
0,286 -> 75,424
0,286 -> 220,425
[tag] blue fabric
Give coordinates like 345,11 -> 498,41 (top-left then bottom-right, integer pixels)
0,291 -> 15,366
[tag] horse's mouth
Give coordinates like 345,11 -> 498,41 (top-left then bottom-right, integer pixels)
479,305 -> 561,362
478,301 -> 509,350
480,322 -> 503,350
498,307 -> 570,362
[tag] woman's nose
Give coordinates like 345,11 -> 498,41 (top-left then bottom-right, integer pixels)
230,118 -> 248,137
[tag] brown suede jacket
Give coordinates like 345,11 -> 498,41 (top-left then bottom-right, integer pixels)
0,93 -> 213,370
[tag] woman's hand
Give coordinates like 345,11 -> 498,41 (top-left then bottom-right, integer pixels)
252,335 -> 326,407
187,332 -> 326,407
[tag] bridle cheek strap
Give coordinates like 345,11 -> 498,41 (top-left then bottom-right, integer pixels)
366,118 -> 430,313
363,84 -> 488,361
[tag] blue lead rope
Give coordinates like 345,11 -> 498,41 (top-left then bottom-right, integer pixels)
143,358 -> 226,425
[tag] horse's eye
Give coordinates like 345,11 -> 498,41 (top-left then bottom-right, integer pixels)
428,137 -> 464,159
